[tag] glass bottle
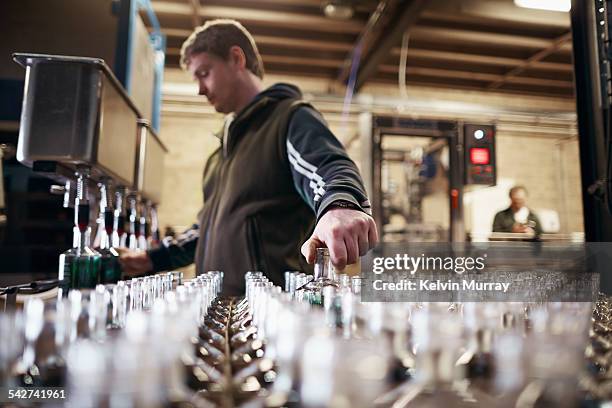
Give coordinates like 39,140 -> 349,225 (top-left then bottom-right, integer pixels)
112,187 -> 127,248
127,193 -> 139,250
13,299 -> 44,386
95,178 -> 122,284
465,328 -> 494,379
88,285 -> 111,342
149,203 -> 160,247
296,248 -> 338,305
58,167 -> 101,292
58,227 -> 79,296
110,281 -> 128,329
138,199 -> 149,250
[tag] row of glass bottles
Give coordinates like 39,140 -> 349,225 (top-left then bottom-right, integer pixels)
1,271 -> 222,407
64,272 -> 223,408
244,266 -> 600,407
58,167 -> 163,292
243,271 -> 390,407
118,190 -> 160,251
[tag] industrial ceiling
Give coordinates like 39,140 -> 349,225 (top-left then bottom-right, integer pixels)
147,0 -> 573,98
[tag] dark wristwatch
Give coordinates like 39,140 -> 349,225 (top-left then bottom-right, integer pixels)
329,199 -> 360,210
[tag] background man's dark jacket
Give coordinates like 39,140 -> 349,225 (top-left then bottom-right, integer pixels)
492,207 -> 542,236
147,83 -> 370,294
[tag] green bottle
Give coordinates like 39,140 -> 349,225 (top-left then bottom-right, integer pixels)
95,180 -> 121,284
58,228 -> 78,296
58,210 -> 101,291
57,167 -> 101,294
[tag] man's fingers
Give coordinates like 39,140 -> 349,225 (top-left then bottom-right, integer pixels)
301,236 -> 324,264
116,247 -> 130,256
344,235 -> 359,266
357,232 -> 369,256
300,240 -> 314,264
367,218 -> 379,249
328,234 -> 348,270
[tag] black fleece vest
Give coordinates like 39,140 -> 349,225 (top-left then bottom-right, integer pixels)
195,97 -> 315,295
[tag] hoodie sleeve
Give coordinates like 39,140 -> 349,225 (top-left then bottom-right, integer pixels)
286,105 -> 371,220
146,224 -> 199,272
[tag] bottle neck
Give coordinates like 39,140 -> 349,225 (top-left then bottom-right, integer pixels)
71,227 -> 80,249
99,229 -> 111,249
75,227 -> 91,252
98,210 -> 113,249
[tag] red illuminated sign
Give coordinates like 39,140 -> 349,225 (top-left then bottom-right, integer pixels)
470,148 -> 490,165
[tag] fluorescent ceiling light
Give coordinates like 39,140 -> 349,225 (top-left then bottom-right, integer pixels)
514,0 -> 571,12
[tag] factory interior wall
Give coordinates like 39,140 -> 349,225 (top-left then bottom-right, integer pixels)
158,69 -> 584,258
466,134 -> 584,236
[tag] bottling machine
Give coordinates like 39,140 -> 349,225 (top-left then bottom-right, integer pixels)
10,53 -> 166,295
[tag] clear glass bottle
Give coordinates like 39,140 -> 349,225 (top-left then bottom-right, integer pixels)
127,193 -> 139,250
110,281 -> 128,329
112,187 -> 127,248
88,285 -> 111,342
138,199 -> 149,250
149,203 -> 160,247
296,248 -> 338,305
13,299 -> 45,386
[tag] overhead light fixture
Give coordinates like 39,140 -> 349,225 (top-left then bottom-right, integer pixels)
322,1 -> 354,20
514,0 -> 571,12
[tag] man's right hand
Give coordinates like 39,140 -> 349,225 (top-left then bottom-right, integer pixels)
118,248 -> 154,277
511,223 -> 534,234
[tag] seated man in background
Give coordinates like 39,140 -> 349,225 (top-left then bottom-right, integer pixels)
492,186 -> 542,236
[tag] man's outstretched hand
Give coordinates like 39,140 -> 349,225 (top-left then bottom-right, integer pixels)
301,208 -> 378,270
118,248 -> 154,277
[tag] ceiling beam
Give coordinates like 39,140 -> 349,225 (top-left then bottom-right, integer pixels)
161,27 -> 192,38
263,55 -> 340,68
369,75 -> 573,97
419,8 -> 570,31
252,35 -> 351,52
390,48 -> 573,72
410,26 -> 572,51
487,31 -> 573,90
353,0 -> 428,91
151,1 -> 364,33
378,64 -> 574,89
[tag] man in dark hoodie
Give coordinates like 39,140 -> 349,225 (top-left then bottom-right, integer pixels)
120,19 -> 377,295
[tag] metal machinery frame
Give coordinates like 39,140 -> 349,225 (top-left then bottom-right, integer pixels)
360,114 -> 466,242
114,0 -> 166,132
571,0 -> 612,294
